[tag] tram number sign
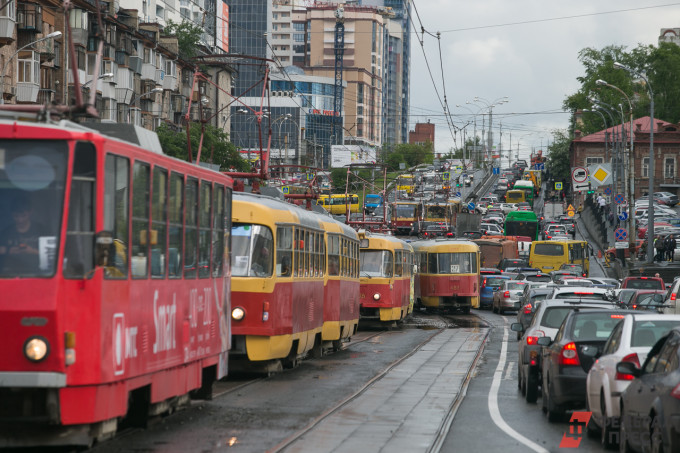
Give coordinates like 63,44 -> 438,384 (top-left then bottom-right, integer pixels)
450,264 -> 460,273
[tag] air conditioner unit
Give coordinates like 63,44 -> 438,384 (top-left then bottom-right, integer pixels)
8,86 -> 16,96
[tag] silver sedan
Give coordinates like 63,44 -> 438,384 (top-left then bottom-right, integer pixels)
492,280 -> 528,314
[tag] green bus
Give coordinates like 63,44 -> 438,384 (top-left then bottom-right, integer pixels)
504,210 -> 539,240
513,180 -> 535,207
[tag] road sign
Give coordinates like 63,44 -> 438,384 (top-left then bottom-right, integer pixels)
443,172 -> 450,181
282,186 -> 290,195
567,209 -> 575,217
492,167 -> 500,175
619,211 -> 629,221
615,242 -> 629,249
555,182 -> 563,190
604,186 -> 612,195
463,173 -> 468,178
614,193 -> 626,204
571,167 -> 588,184
454,191 -> 462,198
567,204 -> 575,211
467,201 -> 476,211
615,228 -> 628,241
534,163 -> 545,170
589,164 -> 612,186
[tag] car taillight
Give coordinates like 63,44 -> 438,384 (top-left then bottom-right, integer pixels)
615,353 -> 640,381
523,304 -> 532,314
671,293 -> 677,301
671,383 -> 680,400
559,342 -> 580,366
447,232 -> 453,237
526,336 -> 540,345
483,278 -> 487,286
504,291 -> 510,298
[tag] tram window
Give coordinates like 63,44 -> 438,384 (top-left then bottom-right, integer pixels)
394,250 -> 403,277
131,162 -> 150,278
151,167 -> 167,278
168,173 -> 183,278
305,230 -> 310,277
312,232 -> 319,277
419,252 -> 428,274
184,177 -> 198,278
212,184 -> 224,277
276,227 -> 293,277
224,187 -> 232,273
104,155 -> 129,279
328,235 -> 339,276
64,142 -> 96,278
198,181 -> 211,278
231,224 -> 273,277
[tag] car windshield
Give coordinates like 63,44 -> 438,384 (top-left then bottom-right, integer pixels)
572,312 -> 624,341
0,140 -> 68,278
631,321 -> 680,347
540,307 -> 573,329
484,276 -> 507,287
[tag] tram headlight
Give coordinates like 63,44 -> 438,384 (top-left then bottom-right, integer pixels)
231,307 -> 245,321
373,293 -> 381,301
24,336 -> 49,362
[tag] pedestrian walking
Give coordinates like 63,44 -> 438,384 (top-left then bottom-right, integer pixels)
671,235 -> 677,262
665,235 -> 674,262
655,236 -> 665,262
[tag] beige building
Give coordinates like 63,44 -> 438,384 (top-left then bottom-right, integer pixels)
305,4 -> 385,148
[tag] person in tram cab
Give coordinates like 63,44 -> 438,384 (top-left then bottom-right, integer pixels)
250,243 -> 272,277
0,195 -> 45,273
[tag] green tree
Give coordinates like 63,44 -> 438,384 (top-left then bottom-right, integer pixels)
330,168 -> 348,192
546,130 -> 571,183
164,20 -> 204,59
156,122 -> 250,171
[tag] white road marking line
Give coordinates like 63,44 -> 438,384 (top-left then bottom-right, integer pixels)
504,361 -> 515,380
487,317 -> 549,453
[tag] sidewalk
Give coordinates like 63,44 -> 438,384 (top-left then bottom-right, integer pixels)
281,328 -> 489,453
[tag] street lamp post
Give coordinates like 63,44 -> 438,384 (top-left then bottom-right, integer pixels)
591,97 -> 626,194
615,61 -> 654,263
0,31 -> 62,104
127,87 -> 162,124
471,96 -> 509,167
591,100 -> 619,193
596,79 -> 636,262
82,72 -> 114,88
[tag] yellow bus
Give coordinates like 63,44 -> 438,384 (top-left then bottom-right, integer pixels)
397,174 -> 415,195
315,194 -> 360,215
505,189 -> 525,204
528,240 -> 590,275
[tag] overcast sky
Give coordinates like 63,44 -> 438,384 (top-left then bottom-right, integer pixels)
408,0 -> 677,162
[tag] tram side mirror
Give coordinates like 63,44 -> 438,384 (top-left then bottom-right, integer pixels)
95,231 -> 114,267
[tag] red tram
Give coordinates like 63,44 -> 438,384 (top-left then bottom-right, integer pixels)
230,192 -> 359,372
358,230 -> 414,325
0,118 -> 232,447
413,239 -> 481,313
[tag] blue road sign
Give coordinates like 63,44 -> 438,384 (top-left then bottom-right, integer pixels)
282,186 -> 290,195
604,186 -> 612,195
534,163 -> 545,170
467,202 -> 476,211
619,211 -> 628,221
463,173 -> 468,178
492,167 -> 500,175
443,172 -> 450,181
614,193 -> 626,204
455,191 -> 462,198
615,228 -> 628,241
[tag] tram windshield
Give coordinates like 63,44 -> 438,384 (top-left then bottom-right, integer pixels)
427,252 -> 477,274
360,250 -> 394,278
0,140 -> 68,278
231,223 -> 273,277
395,204 -> 417,218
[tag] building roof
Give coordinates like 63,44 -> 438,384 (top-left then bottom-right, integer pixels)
574,116 -> 677,143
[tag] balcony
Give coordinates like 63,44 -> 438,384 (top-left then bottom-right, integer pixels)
36,39 -> 56,63
162,73 -> 177,91
141,62 -> 156,81
0,4 -> 15,46
36,88 -> 55,104
16,5 -> 40,32
17,81 -> 39,103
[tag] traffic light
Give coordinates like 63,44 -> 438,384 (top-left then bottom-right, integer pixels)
587,189 -> 595,194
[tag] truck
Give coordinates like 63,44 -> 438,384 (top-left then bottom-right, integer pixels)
364,193 -> 384,213
543,201 -> 564,220
473,238 -> 519,269
456,212 -> 482,237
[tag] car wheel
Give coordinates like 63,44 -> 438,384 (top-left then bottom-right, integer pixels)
601,392 -> 617,449
518,365 -> 524,392
492,302 -> 497,314
619,408 -> 633,453
586,395 -> 600,438
525,369 -> 539,403
499,306 -> 504,315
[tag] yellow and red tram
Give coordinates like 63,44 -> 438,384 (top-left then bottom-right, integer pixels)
230,193 -> 359,372
358,231 -> 414,324
413,239 -> 481,313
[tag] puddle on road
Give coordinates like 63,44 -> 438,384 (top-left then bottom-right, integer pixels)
405,311 -> 491,330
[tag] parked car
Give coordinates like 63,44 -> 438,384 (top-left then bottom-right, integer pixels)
539,309 -> 629,421
512,299 -> 621,404
480,275 -> 511,309
585,314 -> 680,447
621,276 -> 665,290
492,280 -> 528,314
617,327 -> 680,452
499,258 -> 528,272
653,191 -> 679,207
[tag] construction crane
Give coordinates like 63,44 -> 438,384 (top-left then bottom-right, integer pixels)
332,4 -> 345,161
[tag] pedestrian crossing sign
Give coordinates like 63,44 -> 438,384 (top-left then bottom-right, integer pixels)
555,182 -> 563,190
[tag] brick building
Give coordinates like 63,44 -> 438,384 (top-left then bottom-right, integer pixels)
408,120 -> 434,148
571,112 -> 680,198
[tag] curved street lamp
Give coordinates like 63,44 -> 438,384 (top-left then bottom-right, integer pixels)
127,87 -> 163,124
614,61 -> 655,263
82,72 -> 114,88
0,31 -> 62,104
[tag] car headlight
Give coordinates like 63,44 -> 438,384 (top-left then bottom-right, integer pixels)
232,307 -> 245,321
373,293 -> 381,301
24,336 -> 49,362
